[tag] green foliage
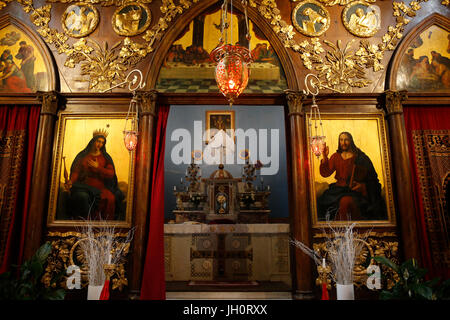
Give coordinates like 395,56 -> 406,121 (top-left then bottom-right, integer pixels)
0,242 -> 65,300
373,256 -> 450,300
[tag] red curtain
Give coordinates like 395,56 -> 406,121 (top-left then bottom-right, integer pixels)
0,105 -> 40,274
140,105 -> 170,300
404,106 -> 450,279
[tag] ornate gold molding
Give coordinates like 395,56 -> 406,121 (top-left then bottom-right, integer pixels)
252,0 -> 429,92
14,0 -> 198,92
285,90 -> 306,116
43,231 -> 131,291
37,91 -> 59,116
47,0 -> 153,6
383,90 -> 408,117
313,232 -> 400,289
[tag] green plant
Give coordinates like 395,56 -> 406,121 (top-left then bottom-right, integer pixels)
0,242 -> 65,300
373,256 -> 450,300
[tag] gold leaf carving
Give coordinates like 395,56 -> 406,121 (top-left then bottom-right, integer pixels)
46,0 -> 153,7
313,232 -> 400,289
252,0 -> 429,92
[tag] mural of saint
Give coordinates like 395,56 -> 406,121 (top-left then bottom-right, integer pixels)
0,25 -> 49,92
15,41 -> 35,90
396,25 -> 450,92
292,1 -> 330,37
317,132 -> 386,221
0,49 -> 31,93
63,4 -> 99,38
343,2 -> 380,37
157,3 -> 287,93
112,3 -> 151,36
63,130 -> 125,220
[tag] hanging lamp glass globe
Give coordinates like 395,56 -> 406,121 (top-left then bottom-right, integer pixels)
123,130 -> 138,151
211,44 -> 252,106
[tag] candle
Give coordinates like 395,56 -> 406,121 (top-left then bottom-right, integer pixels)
174,186 -> 176,191
108,252 -> 112,264
267,185 -> 270,191
322,258 -> 326,268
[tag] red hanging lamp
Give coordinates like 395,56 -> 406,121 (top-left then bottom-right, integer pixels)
210,0 -> 252,107
305,73 -> 326,159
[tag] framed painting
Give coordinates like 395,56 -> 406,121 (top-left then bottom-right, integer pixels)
205,110 -> 235,144
307,113 -> 396,227
47,113 -> 136,227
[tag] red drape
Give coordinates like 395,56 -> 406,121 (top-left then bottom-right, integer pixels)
0,105 -> 40,274
404,106 -> 450,280
140,105 -> 170,300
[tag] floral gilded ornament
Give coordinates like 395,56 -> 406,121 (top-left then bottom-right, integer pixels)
251,0 -> 429,92
10,0 -> 198,92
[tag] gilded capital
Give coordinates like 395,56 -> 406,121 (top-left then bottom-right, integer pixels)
285,90 -> 306,116
37,91 -> 59,116
135,90 -> 158,117
383,90 -> 408,117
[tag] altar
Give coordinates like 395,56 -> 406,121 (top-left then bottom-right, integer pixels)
164,223 -> 291,286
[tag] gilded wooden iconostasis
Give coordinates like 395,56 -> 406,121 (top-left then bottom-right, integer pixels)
0,0 -> 449,299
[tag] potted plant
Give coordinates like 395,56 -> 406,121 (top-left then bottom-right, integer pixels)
373,256 -> 450,300
0,242 -> 65,300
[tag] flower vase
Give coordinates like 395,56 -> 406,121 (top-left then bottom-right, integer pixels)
87,285 -> 103,300
336,283 -> 355,300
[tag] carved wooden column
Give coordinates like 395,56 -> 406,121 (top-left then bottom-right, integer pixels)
23,91 -> 60,260
382,90 -> 420,262
129,90 -> 158,298
285,90 -> 314,300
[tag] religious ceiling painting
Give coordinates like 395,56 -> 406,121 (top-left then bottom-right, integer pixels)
112,2 -> 152,37
48,114 -> 135,227
62,3 -> 99,38
342,1 -> 381,38
291,0 -> 330,37
307,114 -> 395,227
156,5 -> 287,94
396,25 -> 450,92
0,24 -> 49,93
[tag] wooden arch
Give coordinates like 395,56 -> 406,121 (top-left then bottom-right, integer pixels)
0,13 -> 57,92
387,13 -> 450,90
143,0 -> 299,92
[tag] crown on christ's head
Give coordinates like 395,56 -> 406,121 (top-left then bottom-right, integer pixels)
92,128 -> 109,138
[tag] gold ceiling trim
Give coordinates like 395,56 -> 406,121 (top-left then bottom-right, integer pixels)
251,0 -> 429,93
9,0 -> 198,92
46,0 -> 153,7
1,0 -> 431,92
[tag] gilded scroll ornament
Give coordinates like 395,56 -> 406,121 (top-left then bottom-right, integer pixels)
292,0 -> 330,37
112,2 -> 151,36
62,3 -> 99,38
9,0 -> 198,91
291,0 -> 376,5
313,232 -> 400,289
42,232 -> 130,291
252,0 -> 429,92
342,1 -> 381,38
47,0 -> 153,6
